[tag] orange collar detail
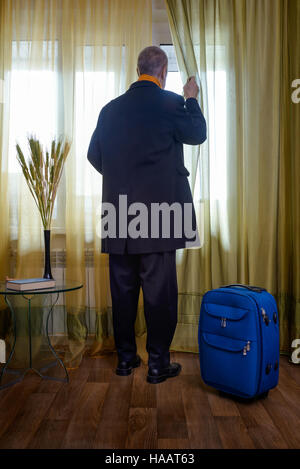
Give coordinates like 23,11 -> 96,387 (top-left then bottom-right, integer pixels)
138,74 -> 162,89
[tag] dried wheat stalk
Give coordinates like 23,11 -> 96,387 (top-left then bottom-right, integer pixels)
16,136 -> 71,230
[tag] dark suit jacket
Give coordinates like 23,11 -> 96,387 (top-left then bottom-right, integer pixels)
87,79 -> 207,254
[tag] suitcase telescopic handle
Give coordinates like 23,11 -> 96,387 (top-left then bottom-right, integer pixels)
221,284 -> 266,293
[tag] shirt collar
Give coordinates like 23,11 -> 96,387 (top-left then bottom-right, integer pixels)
138,74 -> 162,89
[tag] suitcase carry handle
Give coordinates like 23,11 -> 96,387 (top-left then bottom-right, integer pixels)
221,284 -> 266,293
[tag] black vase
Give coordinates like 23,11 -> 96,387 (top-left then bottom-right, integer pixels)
43,229 -> 53,280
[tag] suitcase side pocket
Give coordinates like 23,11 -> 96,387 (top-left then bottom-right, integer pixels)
199,332 -> 259,398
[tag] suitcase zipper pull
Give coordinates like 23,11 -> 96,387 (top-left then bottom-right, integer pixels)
221,317 -> 227,328
243,341 -> 251,356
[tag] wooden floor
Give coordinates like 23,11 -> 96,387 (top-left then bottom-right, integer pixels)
0,353 -> 299,449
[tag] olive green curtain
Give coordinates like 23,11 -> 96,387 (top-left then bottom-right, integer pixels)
166,0 -> 300,354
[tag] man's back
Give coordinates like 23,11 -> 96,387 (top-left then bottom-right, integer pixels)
88,79 -> 206,254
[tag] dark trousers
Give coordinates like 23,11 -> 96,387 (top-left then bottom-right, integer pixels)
109,251 -> 178,369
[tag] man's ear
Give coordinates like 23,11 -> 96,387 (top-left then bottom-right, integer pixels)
136,67 -> 140,77
163,64 -> 168,78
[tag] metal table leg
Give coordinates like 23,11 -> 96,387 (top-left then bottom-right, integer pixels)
0,292 -> 69,390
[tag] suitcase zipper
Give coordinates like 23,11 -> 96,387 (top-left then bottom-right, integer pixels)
202,333 -> 252,356
243,341 -> 251,356
221,317 -> 227,328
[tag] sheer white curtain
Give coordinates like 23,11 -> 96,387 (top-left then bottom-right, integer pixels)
0,0 -> 152,367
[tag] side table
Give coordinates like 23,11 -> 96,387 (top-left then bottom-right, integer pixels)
0,282 -> 83,390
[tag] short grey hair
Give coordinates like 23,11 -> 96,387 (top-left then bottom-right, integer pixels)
137,46 -> 168,76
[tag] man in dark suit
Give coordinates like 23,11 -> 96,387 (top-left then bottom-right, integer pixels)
88,46 -> 206,383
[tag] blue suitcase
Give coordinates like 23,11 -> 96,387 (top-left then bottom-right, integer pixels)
198,284 -> 280,399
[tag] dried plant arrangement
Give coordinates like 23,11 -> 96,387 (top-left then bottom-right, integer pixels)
16,136 -> 71,278
16,136 -> 71,230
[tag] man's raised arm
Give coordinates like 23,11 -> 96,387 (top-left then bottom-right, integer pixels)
173,77 -> 207,146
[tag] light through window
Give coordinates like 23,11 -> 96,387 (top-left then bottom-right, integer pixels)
8,70 -> 58,173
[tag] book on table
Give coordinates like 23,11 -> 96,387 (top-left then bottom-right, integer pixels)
6,278 -> 56,291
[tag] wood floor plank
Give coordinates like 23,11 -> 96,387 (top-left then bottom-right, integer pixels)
0,392 -> 55,449
88,367 -> 113,383
156,376 -> 189,440
280,357 -> 300,385
93,375 -> 133,449
0,384 -> 14,400
173,352 -> 200,375
82,353 -> 117,370
125,408 -> 157,449
45,366 -> 89,421
181,375 -> 222,449
262,387 -> 300,449
26,419 -> 70,449
216,416 -> 255,449
236,398 -> 289,449
277,364 -> 300,420
0,375 -> 41,439
158,439 -> 190,449
61,382 -> 109,449
130,365 -> 157,408
207,391 -> 241,417
35,379 -> 63,393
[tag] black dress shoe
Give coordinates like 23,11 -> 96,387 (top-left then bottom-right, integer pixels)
147,362 -> 182,384
116,355 -> 141,376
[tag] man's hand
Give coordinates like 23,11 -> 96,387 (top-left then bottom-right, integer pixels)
183,76 -> 199,100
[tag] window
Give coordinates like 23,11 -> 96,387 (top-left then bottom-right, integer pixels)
8,70 -> 59,174
160,44 -> 183,95
74,45 -> 126,198
7,41 -> 63,238
8,42 -> 59,174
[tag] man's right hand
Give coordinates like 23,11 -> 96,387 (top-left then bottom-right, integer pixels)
183,76 -> 199,100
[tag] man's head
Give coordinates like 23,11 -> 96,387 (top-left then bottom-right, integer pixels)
137,46 -> 168,89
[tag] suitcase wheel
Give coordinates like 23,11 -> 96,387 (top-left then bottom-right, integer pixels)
260,391 -> 269,399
